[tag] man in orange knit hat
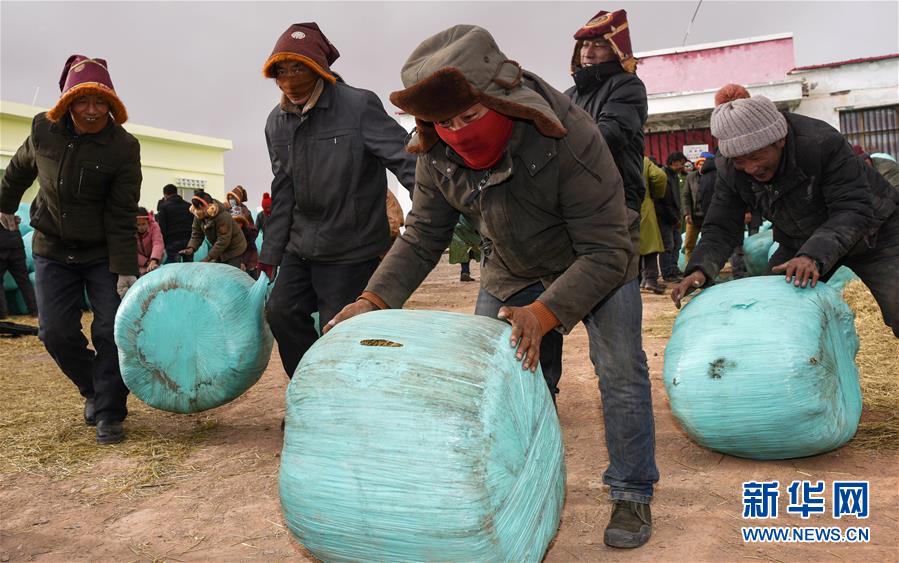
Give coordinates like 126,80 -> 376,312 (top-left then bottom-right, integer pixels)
258,22 -> 416,379
327,25 -> 658,548
0,54 -> 141,444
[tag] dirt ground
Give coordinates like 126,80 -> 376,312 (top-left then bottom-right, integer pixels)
1,257 -> 897,562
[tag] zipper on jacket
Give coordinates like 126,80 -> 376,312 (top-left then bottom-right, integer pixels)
56,140 -> 74,240
464,169 -> 492,205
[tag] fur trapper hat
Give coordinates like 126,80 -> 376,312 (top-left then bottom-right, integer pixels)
390,25 -> 567,153
47,54 -> 128,124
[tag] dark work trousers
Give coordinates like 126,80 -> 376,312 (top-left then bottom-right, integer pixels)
0,247 -> 37,316
658,220 -> 682,278
641,252 -> 661,282
32,255 -> 129,422
164,237 -> 193,264
767,211 -> 899,338
266,252 -> 380,378
475,279 -> 658,502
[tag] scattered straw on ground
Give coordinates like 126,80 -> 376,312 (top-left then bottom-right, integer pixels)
0,314 -> 217,498
643,307 -> 678,340
842,281 -> 899,450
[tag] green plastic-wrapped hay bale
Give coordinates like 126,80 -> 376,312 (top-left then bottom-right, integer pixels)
280,309 -> 565,561
742,229 -> 774,276
664,277 -> 861,459
114,263 -> 273,413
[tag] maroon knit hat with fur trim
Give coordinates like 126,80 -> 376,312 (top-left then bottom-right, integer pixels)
47,54 -> 127,123
262,23 -> 339,83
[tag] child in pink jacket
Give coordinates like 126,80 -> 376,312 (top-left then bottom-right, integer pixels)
136,207 -> 164,276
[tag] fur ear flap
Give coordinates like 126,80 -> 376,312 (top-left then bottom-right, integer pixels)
189,204 -> 199,216
206,204 -> 219,217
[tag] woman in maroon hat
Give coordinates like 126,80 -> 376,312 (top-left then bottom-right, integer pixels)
0,54 -> 142,445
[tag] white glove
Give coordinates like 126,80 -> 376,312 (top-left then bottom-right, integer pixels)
0,212 -> 17,231
116,275 -> 138,299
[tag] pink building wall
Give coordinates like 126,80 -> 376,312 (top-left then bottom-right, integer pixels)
636,37 -> 796,95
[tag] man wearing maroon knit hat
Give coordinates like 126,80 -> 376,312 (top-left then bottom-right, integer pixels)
0,54 -> 141,444
258,23 -> 416,380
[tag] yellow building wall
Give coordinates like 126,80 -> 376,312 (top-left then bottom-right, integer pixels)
1,101 -> 232,211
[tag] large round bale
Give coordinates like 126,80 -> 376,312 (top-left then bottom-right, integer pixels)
22,230 -> 34,272
663,276 -> 861,459
742,229 -> 774,276
280,309 -> 565,561
114,263 -> 273,413
16,202 -> 33,236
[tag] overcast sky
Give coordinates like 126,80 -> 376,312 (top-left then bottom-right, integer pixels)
2,1 -> 898,206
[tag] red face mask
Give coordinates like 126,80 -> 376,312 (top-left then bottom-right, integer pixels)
435,110 -> 515,170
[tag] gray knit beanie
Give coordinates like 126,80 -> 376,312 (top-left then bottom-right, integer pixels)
710,96 -> 788,158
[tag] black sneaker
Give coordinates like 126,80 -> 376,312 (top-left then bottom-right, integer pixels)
83,397 -> 96,426
460,273 -> 475,282
604,500 -> 652,548
96,420 -> 124,445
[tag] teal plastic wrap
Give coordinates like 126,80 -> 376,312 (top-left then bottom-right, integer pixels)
280,309 -> 565,561
825,267 -> 860,292
16,203 -> 33,236
192,240 -> 212,262
114,263 -> 273,413
742,230 -> 774,276
663,277 -> 861,460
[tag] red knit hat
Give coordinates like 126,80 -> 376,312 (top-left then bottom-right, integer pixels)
47,54 -> 128,124
715,83 -> 751,106
262,23 -> 339,83
261,192 -> 272,215
572,10 -> 637,73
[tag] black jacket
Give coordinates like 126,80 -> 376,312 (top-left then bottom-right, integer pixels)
657,166 -> 683,224
565,61 -> 648,213
698,157 -> 717,218
156,194 -> 194,242
0,113 -> 141,275
689,113 -> 899,279
261,80 -> 416,265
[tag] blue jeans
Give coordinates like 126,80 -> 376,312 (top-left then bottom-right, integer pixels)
33,255 -> 129,422
475,279 -> 659,503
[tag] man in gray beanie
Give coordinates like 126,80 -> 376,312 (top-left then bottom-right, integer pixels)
671,93 -> 899,337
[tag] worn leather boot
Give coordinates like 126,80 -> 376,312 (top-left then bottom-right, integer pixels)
642,277 -> 666,295
96,420 -> 125,445
604,500 -> 652,548
83,397 -> 96,426
459,272 -> 475,282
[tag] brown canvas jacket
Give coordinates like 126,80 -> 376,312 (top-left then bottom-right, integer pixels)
366,74 -> 634,332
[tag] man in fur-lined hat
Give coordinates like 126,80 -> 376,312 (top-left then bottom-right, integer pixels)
326,25 -> 659,549
258,22 -> 416,379
181,192 -> 247,267
0,54 -> 141,444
